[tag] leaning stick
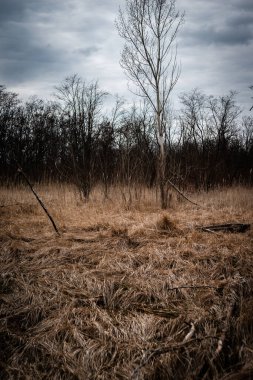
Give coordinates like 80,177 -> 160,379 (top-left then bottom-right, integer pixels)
17,167 -> 59,234
166,178 -> 201,207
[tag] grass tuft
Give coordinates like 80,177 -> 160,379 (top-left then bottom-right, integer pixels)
156,214 -> 180,235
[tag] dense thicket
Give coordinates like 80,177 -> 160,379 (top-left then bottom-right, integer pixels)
0,80 -> 252,196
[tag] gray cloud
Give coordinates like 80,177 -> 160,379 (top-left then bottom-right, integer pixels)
231,0 -> 253,12
179,0 -> 253,47
0,0 -> 29,22
0,0 -> 252,112
0,0 -> 63,22
74,47 -> 100,56
228,12 -> 253,28
175,0 -> 253,112
182,24 -> 253,46
0,0 -> 122,93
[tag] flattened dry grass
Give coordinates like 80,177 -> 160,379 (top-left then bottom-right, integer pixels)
0,185 -> 253,379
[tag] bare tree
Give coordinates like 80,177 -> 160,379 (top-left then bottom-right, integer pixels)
55,75 -> 107,200
116,0 -> 184,208
179,89 -> 209,150
207,91 -> 241,153
241,116 -> 253,153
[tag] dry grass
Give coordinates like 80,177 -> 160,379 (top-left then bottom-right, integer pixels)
0,184 -> 253,379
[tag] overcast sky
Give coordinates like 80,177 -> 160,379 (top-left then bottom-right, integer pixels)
0,0 -> 252,113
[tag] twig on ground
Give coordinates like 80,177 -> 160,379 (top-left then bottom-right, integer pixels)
200,228 -> 221,235
196,293 -> 237,380
0,203 -> 20,208
167,285 -> 218,291
132,336 -> 219,380
183,321 -> 196,343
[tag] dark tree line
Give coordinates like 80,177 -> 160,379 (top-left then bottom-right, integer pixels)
0,80 -> 252,197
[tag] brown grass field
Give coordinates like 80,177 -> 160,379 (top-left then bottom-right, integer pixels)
0,185 -> 253,379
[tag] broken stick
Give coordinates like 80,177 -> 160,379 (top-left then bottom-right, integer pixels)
166,178 -> 201,207
17,167 -> 59,235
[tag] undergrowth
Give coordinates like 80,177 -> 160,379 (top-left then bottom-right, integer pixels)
0,185 -> 252,379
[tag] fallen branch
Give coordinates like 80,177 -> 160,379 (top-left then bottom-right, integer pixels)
196,223 -> 250,234
196,294 -> 237,379
166,178 -> 201,207
17,167 -> 59,235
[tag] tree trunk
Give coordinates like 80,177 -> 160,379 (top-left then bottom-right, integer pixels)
158,138 -> 167,209
156,91 -> 167,209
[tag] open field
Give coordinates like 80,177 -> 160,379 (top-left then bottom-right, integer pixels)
0,185 -> 253,379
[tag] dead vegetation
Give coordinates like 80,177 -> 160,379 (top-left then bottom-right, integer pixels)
0,185 -> 253,379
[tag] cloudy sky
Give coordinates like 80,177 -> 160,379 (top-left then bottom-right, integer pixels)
0,0 -> 252,113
